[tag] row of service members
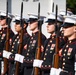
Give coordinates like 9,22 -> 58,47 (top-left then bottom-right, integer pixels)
0,10 -> 76,75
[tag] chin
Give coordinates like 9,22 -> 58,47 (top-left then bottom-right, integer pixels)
64,34 -> 68,37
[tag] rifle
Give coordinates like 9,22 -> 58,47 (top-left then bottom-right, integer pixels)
14,2 -> 24,75
53,5 -> 60,69
34,2 -> 43,75
2,0 -> 11,74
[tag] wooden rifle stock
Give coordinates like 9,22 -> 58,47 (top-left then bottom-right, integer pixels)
14,2 -> 24,75
34,31 -> 42,75
53,5 -> 60,69
34,3 -> 42,75
15,29 -> 24,75
2,0 -> 10,75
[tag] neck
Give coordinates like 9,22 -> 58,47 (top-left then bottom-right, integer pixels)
68,34 -> 76,41
51,32 -> 56,36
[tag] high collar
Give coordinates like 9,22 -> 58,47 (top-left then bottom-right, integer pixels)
67,39 -> 76,44
32,31 -> 38,36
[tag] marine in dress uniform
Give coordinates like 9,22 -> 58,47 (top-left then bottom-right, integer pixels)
50,16 -> 76,75
16,14 -> 46,75
59,10 -> 73,40
4,15 -> 30,75
0,11 -> 14,74
59,16 -> 76,75
33,13 -> 66,75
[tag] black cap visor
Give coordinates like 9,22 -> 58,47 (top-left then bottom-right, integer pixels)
61,22 -> 74,28
0,16 -> 6,20
27,18 -> 38,23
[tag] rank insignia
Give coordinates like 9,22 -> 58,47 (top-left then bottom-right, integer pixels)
68,48 -> 72,53
33,40 -> 36,43
24,45 -> 27,50
51,44 -> 55,48
2,34 -> 6,37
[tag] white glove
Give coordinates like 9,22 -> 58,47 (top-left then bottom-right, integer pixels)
15,54 -> 21,62
50,68 -> 57,75
50,68 -> 62,75
75,72 -> 76,75
74,62 -> 76,71
19,55 -> 24,63
33,59 -> 43,68
56,68 -> 62,75
74,62 -> 76,75
15,54 -> 24,63
3,50 -> 8,58
6,52 -> 12,59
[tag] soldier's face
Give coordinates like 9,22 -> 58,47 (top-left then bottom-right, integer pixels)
29,21 -> 38,31
47,23 -> 55,33
63,26 -> 74,37
15,24 -> 22,32
0,19 -> 6,26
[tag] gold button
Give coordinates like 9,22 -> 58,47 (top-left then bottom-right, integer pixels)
13,42 -> 15,44
12,49 -> 14,52
66,45 -> 68,48
50,40 -> 52,43
45,65 -> 47,67
50,47 -> 54,50
50,51 -> 52,53
64,49 -> 67,52
69,41 -> 71,43
31,37 -> 33,39
62,66 -> 64,69
12,46 -> 14,48
30,41 -> 32,43
48,44 -> 50,47
44,58 -> 46,60
68,57 -> 70,59
17,36 -> 19,38
48,65 -> 51,67
27,53 -> 29,56
32,44 -> 34,46
67,53 -> 70,56
28,50 -> 30,52
1,37 -> 4,39
45,53 -> 47,55
63,54 -> 65,56
63,63 -> 65,65
27,59 -> 29,61
15,39 -> 17,41
63,58 -> 65,61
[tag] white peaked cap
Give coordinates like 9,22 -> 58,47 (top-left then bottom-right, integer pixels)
71,15 -> 76,19
59,10 -> 73,16
47,13 -> 63,22
28,13 -> 46,20
28,14 -> 38,19
0,11 -> 14,18
64,16 -> 76,24
14,15 -> 20,20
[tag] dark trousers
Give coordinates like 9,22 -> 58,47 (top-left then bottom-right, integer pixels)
8,62 -> 15,75
42,70 -> 50,75
23,67 -> 33,75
